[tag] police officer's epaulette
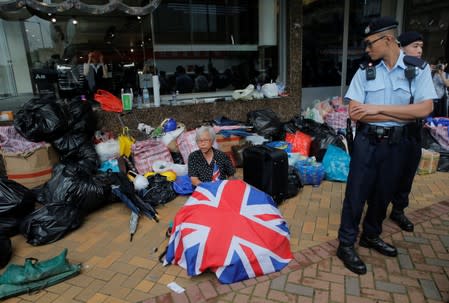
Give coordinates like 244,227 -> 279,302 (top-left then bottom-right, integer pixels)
359,59 -> 381,70
403,55 -> 427,69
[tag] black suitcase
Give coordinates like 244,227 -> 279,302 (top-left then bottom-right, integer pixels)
243,145 -> 288,204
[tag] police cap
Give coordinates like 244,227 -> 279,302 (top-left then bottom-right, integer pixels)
398,31 -> 423,47
364,16 -> 398,37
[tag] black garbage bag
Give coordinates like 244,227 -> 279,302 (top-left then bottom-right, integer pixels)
0,236 -> 12,269
36,164 -> 112,216
66,97 -> 97,136
285,166 -> 303,199
13,96 -> 72,142
51,131 -> 90,156
0,178 -> 35,218
19,203 -> 82,246
247,109 -> 282,140
59,143 -> 99,175
139,174 -> 177,207
0,216 -> 22,237
170,152 -> 185,164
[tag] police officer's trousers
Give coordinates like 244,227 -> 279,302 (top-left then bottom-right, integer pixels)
338,130 -> 403,246
391,135 -> 421,213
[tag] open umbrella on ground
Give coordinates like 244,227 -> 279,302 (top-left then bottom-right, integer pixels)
163,179 -> 293,284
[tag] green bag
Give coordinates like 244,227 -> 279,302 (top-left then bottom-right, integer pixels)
0,248 -> 81,300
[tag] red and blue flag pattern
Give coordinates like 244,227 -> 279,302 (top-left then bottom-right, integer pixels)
164,179 -> 293,284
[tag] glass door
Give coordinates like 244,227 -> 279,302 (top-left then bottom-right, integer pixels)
0,20 -> 17,99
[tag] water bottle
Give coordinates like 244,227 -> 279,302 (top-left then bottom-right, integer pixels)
136,95 -> 143,109
142,88 -> 150,107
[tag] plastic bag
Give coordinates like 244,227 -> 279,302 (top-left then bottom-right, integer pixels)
139,174 -> 177,207
322,144 -> 350,182
13,96 -> 71,142
264,141 -> 292,153
285,131 -> 313,156
261,82 -> 279,98
36,164 -> 112,216
294,159 -> 325,186
0,178 -> 35,217
60,143 -> 100,175
172,175 -> 194,195
247,109 -> 282,139
95,139 -> 120,163
20,203 -> 82,246
51,131 -> 89,155
0,236 -> 11,269
94,89 -> 123,113
0,216 -> 21,237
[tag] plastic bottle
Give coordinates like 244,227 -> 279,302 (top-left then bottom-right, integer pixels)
142,88 -> 150,107
136,94 -> 143,109
121,88 -> 133,110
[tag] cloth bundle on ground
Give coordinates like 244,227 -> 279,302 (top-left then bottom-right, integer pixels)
164,179 -> 293,284
0,249 -> 81,300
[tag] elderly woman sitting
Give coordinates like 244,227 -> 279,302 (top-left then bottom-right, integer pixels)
188,126 -> 235,186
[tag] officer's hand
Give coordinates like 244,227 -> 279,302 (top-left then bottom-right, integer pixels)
350,103 -> 379,119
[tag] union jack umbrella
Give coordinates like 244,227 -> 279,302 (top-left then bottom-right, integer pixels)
163,179 -> 293,284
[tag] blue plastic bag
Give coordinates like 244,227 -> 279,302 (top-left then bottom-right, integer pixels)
99,159 -> 120,173
172,175 -> 194,195
265,141 -> 292,153
322,144 -> 350,182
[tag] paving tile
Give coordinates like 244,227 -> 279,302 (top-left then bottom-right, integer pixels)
419,279 -> 442,300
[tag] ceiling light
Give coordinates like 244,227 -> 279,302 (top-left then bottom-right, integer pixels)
72,18 -> 78,25
51,18 -> 57,23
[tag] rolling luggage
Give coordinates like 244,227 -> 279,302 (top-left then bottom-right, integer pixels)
243,145 -> 288,204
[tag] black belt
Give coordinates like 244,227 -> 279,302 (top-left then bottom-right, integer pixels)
357,123 -> 408,144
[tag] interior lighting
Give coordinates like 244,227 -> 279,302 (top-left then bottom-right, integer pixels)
72,18 -> 78,25
51,18 -> 57,23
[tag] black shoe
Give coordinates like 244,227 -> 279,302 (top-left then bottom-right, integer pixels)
390,212 -> 414,232
359,235 -> 398,257
336,244 -> 367,275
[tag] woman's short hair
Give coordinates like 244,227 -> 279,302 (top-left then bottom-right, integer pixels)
195,125 -> 216,142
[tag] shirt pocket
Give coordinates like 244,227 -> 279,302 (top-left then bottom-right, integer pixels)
392,81 -> 412,104
364,81 -> 385,104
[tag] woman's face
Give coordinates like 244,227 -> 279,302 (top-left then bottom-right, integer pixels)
196,132 -> 213,154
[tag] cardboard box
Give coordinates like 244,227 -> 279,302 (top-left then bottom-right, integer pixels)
216,134 -> 245,153
0,144 -> 59,188
417,149 -> 440,175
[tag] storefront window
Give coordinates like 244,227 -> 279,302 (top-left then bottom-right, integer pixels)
302,0 -> 344,88
0,0 -> 281,107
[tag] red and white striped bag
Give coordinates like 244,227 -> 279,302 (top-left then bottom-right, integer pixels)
132,139 -> 173,174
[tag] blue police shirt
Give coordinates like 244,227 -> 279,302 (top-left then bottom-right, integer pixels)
345,51 -> 437,127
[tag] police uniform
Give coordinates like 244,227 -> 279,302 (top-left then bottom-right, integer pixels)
337,16 -> 437,275
391,31 -> 426,231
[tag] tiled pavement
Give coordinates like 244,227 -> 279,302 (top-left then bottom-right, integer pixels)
2,171 -> 449,303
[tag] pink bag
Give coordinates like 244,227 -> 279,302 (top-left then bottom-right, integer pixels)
324,109 -> 350,131
132,139 -> 173,174
177,130 -> 199,164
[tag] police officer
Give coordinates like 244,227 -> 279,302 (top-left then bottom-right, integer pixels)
337,17 -> 436,275
388,31 -> 425,232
